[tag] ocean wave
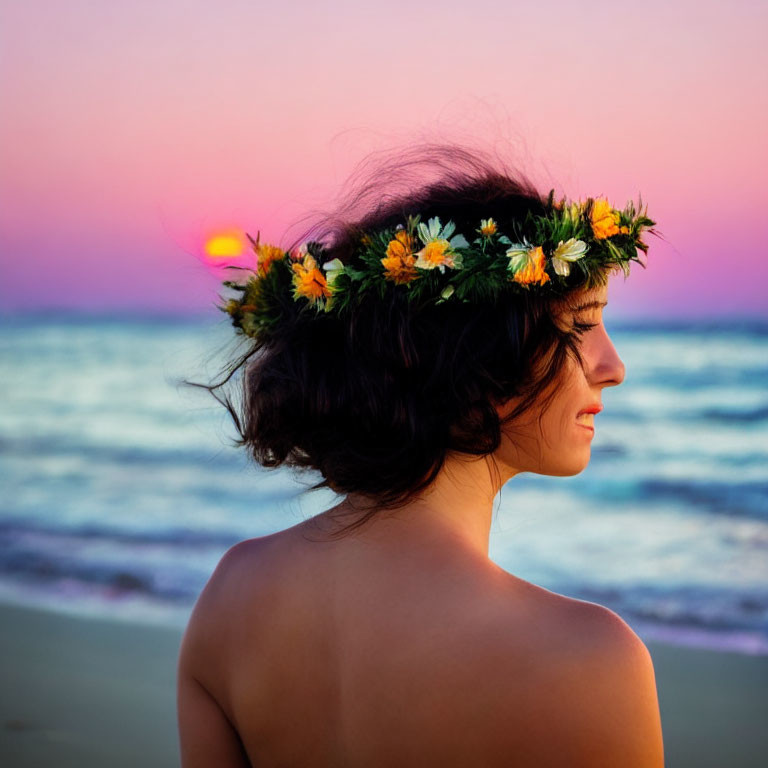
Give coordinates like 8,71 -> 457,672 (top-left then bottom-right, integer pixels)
0,516 -> 246,549
636,478 -> 768,520
0,434 -> 242,470
697,404 -> 768,423
0,550 -> 196,603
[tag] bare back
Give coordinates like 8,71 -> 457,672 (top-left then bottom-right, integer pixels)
178,517 -> 664,767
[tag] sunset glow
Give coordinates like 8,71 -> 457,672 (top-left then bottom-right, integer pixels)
1,0 -> 766,317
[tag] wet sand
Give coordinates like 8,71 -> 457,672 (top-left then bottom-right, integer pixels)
1,601 -> 766,767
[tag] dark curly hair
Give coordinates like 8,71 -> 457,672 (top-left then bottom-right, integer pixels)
194,143 -> 608,535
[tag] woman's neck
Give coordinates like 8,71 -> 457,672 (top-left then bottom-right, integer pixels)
324,453 -> 517,560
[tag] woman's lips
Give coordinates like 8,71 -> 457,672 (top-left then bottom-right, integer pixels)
576,404 -> 602,433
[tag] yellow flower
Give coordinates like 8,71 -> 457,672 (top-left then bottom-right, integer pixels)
255,243 -> 285,276
511,245 -> 551,287
291,254 -> 331,302
479,218 -> 497,237
247,232 -> 286,276
381,230 -> 419,285
415,239 -> 458,270
590,198 -> 625,240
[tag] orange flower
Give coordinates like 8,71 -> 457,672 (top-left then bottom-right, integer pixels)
414,239 -> 462,270
381,254 -> 419,284
590,198 -> 625,240
512,245 -> 551,287
479,218 -> 497,237
385,230 -> 413,260
248,233 -> 285,277
382,230 -> 419,285
247,232 -> 286,275
292,255 -> 331,302
257,245 -> 285,277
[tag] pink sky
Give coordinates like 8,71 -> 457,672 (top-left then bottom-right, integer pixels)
1,0 -> 766,318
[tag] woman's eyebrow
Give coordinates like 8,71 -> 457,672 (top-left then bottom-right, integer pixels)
573,300 -> 608,311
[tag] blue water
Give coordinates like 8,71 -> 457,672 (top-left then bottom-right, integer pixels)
1,314 -> 767,655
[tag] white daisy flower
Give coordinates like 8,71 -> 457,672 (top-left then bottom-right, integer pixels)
417,217 -> 469,249
322,258 -> 345,286
505,238 -> 534,273
414,217 -> 468,273
551,238 -> 588,277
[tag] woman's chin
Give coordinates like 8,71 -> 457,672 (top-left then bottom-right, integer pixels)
551,448 -> 592,477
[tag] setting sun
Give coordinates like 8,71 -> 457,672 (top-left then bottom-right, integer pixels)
205,232 -> 244,259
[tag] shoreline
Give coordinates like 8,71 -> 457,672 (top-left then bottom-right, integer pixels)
1,601 -> 767,767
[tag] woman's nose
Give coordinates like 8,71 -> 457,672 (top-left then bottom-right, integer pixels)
587,326 -> 625,388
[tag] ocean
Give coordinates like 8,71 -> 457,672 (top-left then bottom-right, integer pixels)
1,314 -> 767,655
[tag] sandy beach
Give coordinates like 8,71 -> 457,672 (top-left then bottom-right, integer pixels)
1,601 -> 766,767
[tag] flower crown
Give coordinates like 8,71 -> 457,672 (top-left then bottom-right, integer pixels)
220,190 -> 656,339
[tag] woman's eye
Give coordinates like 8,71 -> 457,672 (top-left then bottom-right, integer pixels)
572,315 -> 601,334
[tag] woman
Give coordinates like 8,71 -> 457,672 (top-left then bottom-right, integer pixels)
177,145 -> 665,767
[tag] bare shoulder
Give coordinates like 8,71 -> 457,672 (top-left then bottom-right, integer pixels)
493,583 -> 665,767
549,590 -> 653,659
179,523 -> 320,658
563,598 -> 665,766
186,537 -> 265,615
555,594 -> 661,701
177,537 -> 273,681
